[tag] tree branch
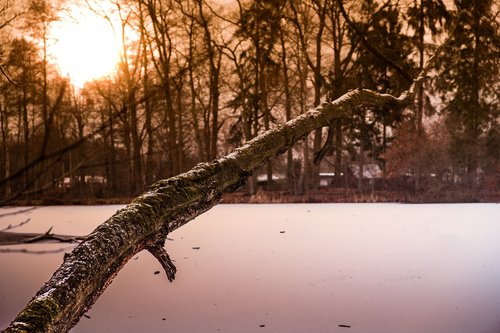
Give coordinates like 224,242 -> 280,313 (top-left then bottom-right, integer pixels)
2,71 -> 434,332
0,228 -> 85,246
336,0 -> 414,83
147,241 -> 177,282
0,64 -> 19,87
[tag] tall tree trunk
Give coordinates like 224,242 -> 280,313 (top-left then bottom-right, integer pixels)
311,44 -> 324,191
331,0 -> 348,182
121,109 -> 133,195
280,29 -> 294,190
128,81 -> 143,195
468,0 -> 481,185
176,82 -> 185,172
357,117 -> 365,194
107,84 -> 117,195
22,87 -> 30,190
262,66 -> 273,189
297,48 -> 309,195
187,20 -> 205,162
196,0 -> 221,161
415,0 -> 425,191
144,43 -> 155,186
0,104 -> 11,198
164,75 -> 179,176
38,26 -> 50,197
311,1 -> 328,190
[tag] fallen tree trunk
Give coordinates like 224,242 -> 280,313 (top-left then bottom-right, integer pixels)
3,82 -> 422,333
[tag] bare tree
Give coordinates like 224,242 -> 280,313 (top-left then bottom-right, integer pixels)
289,0 -> 331,189
139,0 -> 182,177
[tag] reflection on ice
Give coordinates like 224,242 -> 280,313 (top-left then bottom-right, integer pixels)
0,203 -> 499,333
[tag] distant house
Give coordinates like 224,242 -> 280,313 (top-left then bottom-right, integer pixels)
318,164 -> 382,187
349,163 -> 383,179
58,175 -> 106,188
319,172 -> 343,187
256,173 -> 286,184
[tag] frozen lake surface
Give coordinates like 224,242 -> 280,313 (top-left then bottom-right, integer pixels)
1,203 -> 500,333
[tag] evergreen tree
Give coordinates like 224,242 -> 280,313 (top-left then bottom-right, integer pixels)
405,0 -> 449,130
405,0 -> 449,189
348,1 -> 415,185
434,0 -> 500,181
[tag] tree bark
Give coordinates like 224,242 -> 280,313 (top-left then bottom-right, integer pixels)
3,84 -> 420,333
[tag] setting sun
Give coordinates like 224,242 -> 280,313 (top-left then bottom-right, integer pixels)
49,5 -> 121,88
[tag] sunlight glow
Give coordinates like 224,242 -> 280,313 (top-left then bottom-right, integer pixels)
49,5 -> 121,88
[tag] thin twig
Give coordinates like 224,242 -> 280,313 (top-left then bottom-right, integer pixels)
0,207 -> 37,218
0,218 -> 31,232
0,64 -> 19,87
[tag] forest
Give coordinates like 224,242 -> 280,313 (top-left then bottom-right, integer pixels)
0,0 -> 498,204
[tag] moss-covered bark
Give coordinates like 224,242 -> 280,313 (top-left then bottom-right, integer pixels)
2,85 -> 420,333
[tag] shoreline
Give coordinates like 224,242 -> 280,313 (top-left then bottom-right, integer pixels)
3,188 -> 499,206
